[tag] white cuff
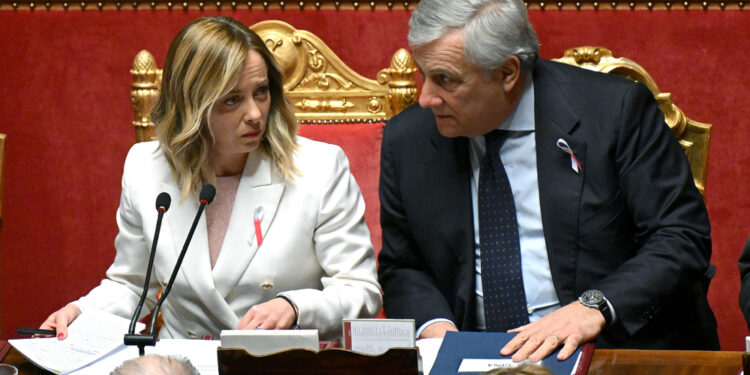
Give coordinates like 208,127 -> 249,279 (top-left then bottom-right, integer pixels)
416,318 -> 455,338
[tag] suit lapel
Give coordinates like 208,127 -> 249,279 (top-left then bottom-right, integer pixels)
428,129 -> 477,328
534,61 -> 586,303
427,130 -> 473,258
212,150 -> 284,297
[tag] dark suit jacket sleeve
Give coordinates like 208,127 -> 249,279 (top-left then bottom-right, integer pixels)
588,82 -> 713,339
377,109 -> 459,329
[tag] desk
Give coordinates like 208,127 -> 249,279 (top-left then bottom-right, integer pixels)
588,349 -> 743,375
1,340 -> 744,375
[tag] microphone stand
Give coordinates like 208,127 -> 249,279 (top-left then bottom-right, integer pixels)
124,186 -> 214,356
124,192 -> 170,356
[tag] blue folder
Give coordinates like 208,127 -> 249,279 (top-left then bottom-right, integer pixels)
429,331 -> 591,375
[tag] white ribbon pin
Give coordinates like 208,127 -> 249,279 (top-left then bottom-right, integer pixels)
556,138 -> 582,174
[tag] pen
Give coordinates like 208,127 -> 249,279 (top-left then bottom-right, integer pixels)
17,328 -> 56,336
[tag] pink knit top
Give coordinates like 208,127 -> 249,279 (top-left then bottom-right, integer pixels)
205,174 -> 242,269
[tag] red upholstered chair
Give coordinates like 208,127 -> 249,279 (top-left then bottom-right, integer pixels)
553,47 -> 710,196
129,20 -> 418,259
0,133 -> 5,238
0,133 -> 5,334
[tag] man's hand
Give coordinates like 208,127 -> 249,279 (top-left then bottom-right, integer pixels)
237,298 -> 297,330
500,301 -> 605,362
419,321 -> 458,338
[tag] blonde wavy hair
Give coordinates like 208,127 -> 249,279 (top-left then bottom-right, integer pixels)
152,16 -> 299,201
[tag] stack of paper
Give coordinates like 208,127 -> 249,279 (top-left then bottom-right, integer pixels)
9,310 -> 220,374
10,310 -> 144,374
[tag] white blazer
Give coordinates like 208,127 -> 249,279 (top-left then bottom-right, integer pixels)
76,138 -> 382,340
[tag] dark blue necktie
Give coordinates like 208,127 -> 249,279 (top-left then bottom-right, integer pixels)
479,130 -> 529,331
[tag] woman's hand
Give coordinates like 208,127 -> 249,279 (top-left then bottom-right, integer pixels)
237,298 -> 297,330
40,304 -> 82,340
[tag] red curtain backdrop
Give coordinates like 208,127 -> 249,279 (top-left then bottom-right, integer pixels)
1,6 -> 749,351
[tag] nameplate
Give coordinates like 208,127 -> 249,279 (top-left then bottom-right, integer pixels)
219,329 -> 319,355
457,358 -> 542,372
343,319 -> 415,355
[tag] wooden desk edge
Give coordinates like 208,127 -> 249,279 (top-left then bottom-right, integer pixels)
0,340 -> 10,362
2,342 -> 746,375
592,348 -> 743,366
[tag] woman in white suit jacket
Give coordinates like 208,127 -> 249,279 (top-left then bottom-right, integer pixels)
40,16 -> 382,341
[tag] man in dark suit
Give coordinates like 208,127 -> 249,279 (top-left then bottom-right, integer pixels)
377,0 -> 719,362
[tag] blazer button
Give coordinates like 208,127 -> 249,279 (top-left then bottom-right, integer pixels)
260,281 -> 274,290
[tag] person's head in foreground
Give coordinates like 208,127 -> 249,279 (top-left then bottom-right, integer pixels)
483,363 -> 554,375
110,354 -> 199,375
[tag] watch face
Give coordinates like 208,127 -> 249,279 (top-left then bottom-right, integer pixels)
581,290 -> 604,305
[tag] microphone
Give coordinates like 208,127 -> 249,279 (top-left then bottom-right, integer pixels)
149,184 -> 214,333
125,192 -> 171,354
128,192 -> 171,335
156,192 -> 173,211
125,184 -> 215,355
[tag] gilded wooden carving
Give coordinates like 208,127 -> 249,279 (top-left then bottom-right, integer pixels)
378,48 -> 420,115
130,50 -> 161,143
251,20 -> 417,123
130,20 -> 418,143
553,46 -> 710,195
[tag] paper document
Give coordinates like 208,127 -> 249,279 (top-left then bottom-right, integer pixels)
416,338 -> 443,375
220,329 -> 319,355
9,310 -> 144,374
71,339 -> 220,375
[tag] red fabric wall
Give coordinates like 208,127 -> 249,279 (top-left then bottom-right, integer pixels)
1,7 -> 749,350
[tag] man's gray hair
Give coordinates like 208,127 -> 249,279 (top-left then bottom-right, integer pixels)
408,0 -> 539,73
110,354 -> 200,375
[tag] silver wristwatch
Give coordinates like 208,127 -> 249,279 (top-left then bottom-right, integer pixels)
578,289 -> 612,325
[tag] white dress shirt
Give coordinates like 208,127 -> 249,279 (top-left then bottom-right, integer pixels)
468,74 -> 560,330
